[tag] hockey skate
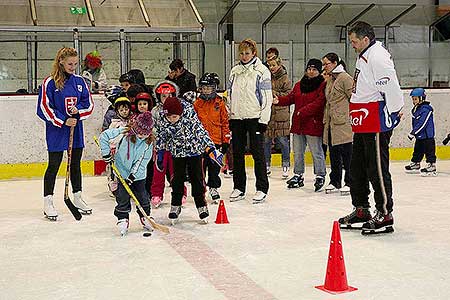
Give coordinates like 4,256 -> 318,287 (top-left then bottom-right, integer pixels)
117,219 -> 129,236
361,210 -> 394,235
340,185 -> 350,196
252,191 -> 267,204
43,195 -> 58,221
223,169 -> 233,178
338,207 -> 372,229
229,189 -> 245,202
73,191 -> 92,215
281,166 -> 289,180
286,174 -> 304,189
404,162 -> 420,173
420,162 -> 437,177
151,196 -> 163,208
209,188 -> 220,204
266,166 -> 272,177
140,217 -> 155,232
314,176 -> 325,192
168,205 -> 182,225
197,206 -> 209,224
325,183 -> 339,194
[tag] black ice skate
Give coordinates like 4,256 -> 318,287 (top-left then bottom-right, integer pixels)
338,207 -> 372,229
168,205 -> 182,225
420,162 -> 437,177
314,176 -> 325,192
287,174 -> 304,189
404,162 -> 420,173
197,206 -> 209,224
361,210 -> 394,235
209,188 -> 220,204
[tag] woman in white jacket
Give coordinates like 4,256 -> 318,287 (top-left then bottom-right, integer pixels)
227,38 -> 272,203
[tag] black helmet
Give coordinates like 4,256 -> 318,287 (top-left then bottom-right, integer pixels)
199,72 -> 220,88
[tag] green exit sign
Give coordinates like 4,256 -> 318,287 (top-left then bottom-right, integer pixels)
70,7 -> 87,15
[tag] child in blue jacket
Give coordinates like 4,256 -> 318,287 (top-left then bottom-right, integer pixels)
100,111 -> 154,236
405,88 -> 437,176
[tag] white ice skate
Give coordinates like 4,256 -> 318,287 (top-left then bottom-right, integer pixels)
140,217 -> 155,232
325,183 -> 338,194
209,188 -> 220,204
253,191 -> 267,204
168,205 -> 181,225
281,167 -> 289,180
340,185 -> 351,196
73,191 -> 92,215
229,189 -> 245,202
43,195 -> 58,221
197,206 -> 209,224
117,219 -> 129,236
420,163 -> 437,177
151,196 -> 162,208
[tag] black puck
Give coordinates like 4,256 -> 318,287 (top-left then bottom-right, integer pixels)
143,232 -> 152,237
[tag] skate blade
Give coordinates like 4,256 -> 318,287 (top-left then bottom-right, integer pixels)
421,172 -> 437,177
325,189 -> 337,194
253,198 -> 266,204
230,196 -> 245,202
340,192 -> 350,196
78,209 -> 92,215
211,200 -> 219,205
361,226 -> 394,235
405,170 -> 420,174
199,218 -> 208,224
44,212 -> 58,221
339,223 -> 363,230
170,219 -> 179,225
287,185 -> 303,189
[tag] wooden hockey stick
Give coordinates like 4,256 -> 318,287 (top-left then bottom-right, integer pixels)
94,136 -> 169,234
64,126 -> 82,220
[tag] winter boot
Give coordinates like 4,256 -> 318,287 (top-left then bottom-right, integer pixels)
339,207 -> 372,229
420,162 -> 437,176
168,205 -> 182,225
117,219 -> 129,236
361,210 -> 394,235
286,174 -> 304,189
151,196 -> 162,208
197,206 -> 209,223
281,166 -> 289,180
229,189 -> 245,202
140,217 -> 154,232
209,188 -> 220,204
314,176 -> 325,192
252,191 -> 267,204
405,162 -> 420,173
73,191 -> 92,214
43,195 -> 58,221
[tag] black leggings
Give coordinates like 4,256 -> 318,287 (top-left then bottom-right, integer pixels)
44,148 -> 83,196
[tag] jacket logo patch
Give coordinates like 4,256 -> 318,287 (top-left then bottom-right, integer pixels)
375,77 -> 390,86
77,85 -> 83,92
349,108 -> 369,126
65,97 -> 78,115
352,69 -> 360,94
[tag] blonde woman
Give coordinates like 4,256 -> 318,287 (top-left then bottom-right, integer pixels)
37,47 -> 94,221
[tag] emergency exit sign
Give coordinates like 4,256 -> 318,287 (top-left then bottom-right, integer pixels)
70,7 -> 87,15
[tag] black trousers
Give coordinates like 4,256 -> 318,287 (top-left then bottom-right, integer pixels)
230,118 -> 269,194
328,134 -> 352,188
44,148 -> 83,196
172,156 -> 206,208
203,146 -> 221,188
114,179 -> 150,220
411,138 -> 436,164
350,131 -> 393,214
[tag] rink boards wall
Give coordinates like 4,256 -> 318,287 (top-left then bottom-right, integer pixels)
0,90 -> 449,180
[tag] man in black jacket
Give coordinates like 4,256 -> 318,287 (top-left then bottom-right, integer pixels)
166,59 -> 197,96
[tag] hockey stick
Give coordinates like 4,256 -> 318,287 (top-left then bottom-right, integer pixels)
94,136 -> 169,234
64,126 -> 82,221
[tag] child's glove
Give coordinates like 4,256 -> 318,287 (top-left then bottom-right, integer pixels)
220,143 -> 230,154
103,153 -> 113,163
443,134 -> 450,145
206,147 -> 224,167
407,133 -> 415,141
125,174 -> 135,185
156,150 -> 165,172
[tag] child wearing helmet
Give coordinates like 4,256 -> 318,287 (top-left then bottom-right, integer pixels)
150,81 -> 187,208
405,88 -> 437,176
135,92 -> 154,114
102,85 -> 125,131
194,73 -> 231,203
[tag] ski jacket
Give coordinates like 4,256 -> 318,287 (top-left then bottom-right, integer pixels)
155,99 -> 214,157
102,106 -> 116,131
37,74 -> 94,151
350,40 -> 404,133
411,102 -> 435,139
99,128 -> 153,181
193,95 -> 231,145
227,57 -> 273,125
277,79 -> 326,137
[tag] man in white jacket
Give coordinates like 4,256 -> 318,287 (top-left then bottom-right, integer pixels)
338,21 -> 404,235
227,38 -> 272,203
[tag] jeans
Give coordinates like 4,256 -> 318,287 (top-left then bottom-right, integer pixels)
292,134 -> 326,177
264,135 -> 290,168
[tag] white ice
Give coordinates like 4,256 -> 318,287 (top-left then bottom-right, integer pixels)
1,161 -> 450,300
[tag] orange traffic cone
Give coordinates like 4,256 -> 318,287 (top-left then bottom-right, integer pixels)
315,221 -> 357,294
215,200 -> 229,224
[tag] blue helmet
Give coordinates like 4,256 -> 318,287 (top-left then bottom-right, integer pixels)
410,88 -> 426,100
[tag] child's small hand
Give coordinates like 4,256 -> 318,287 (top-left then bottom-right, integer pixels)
273,95 -> 279,104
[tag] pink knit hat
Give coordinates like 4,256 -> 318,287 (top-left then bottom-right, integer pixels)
130,111 -> 153,136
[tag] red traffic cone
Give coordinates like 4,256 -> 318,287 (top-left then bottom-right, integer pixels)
215,200 -> 229,224
315,221 -> 357,294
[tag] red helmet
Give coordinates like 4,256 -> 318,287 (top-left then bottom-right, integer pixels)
155,82 -> 177,95
135,92 -> 152,101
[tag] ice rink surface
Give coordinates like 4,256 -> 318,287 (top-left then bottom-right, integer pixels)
1,161 -> 450,300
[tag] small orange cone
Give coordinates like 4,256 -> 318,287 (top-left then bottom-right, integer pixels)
315,221 -> 357,294
215,200 -> 229,224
